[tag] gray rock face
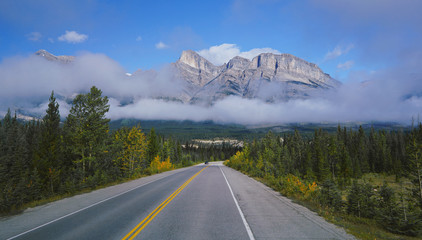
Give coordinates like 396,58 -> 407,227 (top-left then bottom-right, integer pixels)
172,50 -> 224,97
173,50 -> 340,103
33,49 -> 340,104
35,49 -> 75,64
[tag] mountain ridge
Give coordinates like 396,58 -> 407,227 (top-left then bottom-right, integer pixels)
173,50 -> 340,103
34,49 -> 340,104
35,49 -> 75,64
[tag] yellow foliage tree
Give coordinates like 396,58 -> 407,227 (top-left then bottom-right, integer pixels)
150,155 -> 161,173
160,156 -> 174,172
114,126 -> 147,176
150,155 -> 174,173
282,174 -> 318,200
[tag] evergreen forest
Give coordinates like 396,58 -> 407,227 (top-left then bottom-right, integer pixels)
0,86 -> 239,215
226,125 -> 422,236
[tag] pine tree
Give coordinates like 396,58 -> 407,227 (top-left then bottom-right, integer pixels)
319,179 -> 342,210
347,181 -> 375,218
34,91 -> 62,194
327,136 -> 339,180
407,126 -> 422,205
64,86 -> 110,179
146,128 -> 159,165
357,126 -> 370,173
338,144 -> 352,188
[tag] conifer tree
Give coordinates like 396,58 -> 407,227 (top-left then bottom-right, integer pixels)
407,126 -> 422,204
64,86 -> 110,179
34,91 -> 62,193
146,128 -> 159,165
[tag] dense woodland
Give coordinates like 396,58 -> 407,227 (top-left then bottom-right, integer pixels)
0,86 -> 239,214
226,124 -> 422,236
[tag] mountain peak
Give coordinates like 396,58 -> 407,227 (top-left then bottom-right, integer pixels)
226,56 -> 250,70
35,49 -> 54,58
178,50 -> 215,69
34,49 -> 75,64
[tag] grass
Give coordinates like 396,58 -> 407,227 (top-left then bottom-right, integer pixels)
329,214 -> 421,240
359,173 -> 413,193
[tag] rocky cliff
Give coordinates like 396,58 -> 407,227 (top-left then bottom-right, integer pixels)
34,49 -> 340,104
173,50 -> 340,103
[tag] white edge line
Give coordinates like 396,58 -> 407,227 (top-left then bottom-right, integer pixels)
7,169 -> 183,240
219,166 -> 255,240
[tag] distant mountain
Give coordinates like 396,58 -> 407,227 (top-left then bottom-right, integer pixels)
172,50 -> 340,103
35,49 -> 75,64
34,49 -> 340,104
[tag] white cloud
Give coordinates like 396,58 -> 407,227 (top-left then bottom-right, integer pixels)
155,41 -> 169,49
337,60 -> 354,70
1,50 -> 421,125
27,32 -> 42,41
324,44 -> 354,61
136,36 -> 142,41
58,30 -> 88,44
48,38 -> 55,43
0,52 -> 185,118
197,43 -> 280,65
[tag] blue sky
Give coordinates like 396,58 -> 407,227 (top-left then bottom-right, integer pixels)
1,0 -> 420,82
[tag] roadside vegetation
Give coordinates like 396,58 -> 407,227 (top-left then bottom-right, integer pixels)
225,126 -> 422,239
0,86 -> 240,215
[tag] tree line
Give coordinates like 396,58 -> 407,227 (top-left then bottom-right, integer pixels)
226,126 -> 422,236
0,86 -> 239,214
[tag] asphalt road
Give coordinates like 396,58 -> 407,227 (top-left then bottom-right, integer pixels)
0,162 -> 354,240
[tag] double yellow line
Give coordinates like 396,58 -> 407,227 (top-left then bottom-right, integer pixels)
122,166 -> 209,240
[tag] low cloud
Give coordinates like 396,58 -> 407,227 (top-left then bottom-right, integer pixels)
197,43 -> 280,65
0,52 -> 184,118
324,44 -> 354,61
58,30 -> 88,44
155,41 -> 169,49
0,50 -> 421,125
26,32 -> 42,41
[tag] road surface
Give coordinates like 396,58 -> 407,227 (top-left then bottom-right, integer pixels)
0,162 -> 354,239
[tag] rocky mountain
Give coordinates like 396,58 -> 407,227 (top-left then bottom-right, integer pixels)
173,50 -> 340,103
35,49 -> 75,64
34,49 -> 340,104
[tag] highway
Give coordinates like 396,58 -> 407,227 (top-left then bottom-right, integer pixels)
0,162 -> 354,239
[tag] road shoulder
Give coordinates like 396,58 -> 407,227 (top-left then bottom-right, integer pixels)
221,165 -> 355,240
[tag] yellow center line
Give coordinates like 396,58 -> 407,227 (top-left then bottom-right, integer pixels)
122,166 -> 209,240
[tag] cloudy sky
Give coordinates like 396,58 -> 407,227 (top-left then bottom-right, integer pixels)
0,0 -> 421,124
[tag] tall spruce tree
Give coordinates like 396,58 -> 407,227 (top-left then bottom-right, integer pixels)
34,91 -> 62,194
64,86 -> 110,179
146,128 -> 159,164
407,125 -> 422,205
